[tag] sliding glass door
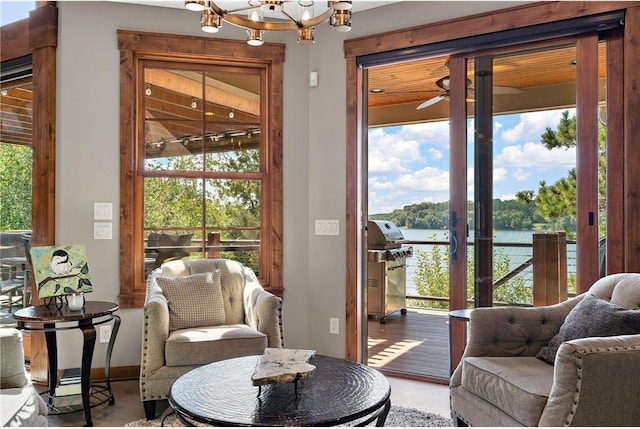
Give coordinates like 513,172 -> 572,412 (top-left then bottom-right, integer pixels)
456,36 -> 605,309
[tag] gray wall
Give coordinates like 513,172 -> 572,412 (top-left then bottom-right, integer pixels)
54,0 -> 525,368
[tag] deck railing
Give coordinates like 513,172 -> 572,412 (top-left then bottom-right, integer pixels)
404,231 -> 576,308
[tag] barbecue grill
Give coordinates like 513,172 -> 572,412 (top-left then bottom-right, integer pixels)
367,220 -> 413,324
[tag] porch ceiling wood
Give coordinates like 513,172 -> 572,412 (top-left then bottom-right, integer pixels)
0,44 -> 604,146
367,43 -> 606,126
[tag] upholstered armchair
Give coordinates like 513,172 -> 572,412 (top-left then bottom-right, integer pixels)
450,273 -> 640,427
139,258 -> 284,420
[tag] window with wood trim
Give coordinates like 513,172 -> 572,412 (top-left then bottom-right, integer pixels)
118,31 -> 284,308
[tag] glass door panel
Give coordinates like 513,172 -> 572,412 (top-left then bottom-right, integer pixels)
466,40 -> 604,306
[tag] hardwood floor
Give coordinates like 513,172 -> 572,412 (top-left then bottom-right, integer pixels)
37,380 -> 150,427
367,307 -> 451,381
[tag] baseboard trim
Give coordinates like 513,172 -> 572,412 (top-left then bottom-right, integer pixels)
32,365 -> 141,386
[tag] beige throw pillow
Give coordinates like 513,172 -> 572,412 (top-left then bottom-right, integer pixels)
157,270 -> 225,331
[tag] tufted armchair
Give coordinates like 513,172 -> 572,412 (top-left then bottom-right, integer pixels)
450,273 -> 640,427
139,259 -> 284,420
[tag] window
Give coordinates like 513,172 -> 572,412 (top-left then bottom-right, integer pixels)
118,31 -> 284,307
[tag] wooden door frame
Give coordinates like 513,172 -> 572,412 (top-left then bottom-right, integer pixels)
0,3 -> 58,383
344,1 -> 640,365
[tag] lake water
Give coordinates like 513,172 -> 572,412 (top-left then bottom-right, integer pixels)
399,229 -> 577,296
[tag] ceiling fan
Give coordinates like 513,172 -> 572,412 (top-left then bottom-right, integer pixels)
416,74 -> 523,110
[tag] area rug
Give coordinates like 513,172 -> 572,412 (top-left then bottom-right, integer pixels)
125,405 -> 452,427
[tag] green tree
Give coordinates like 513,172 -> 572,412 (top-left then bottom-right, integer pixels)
518,110 -> 605,234
144,149 -> 262,270
0,144 -> 32,230
413,236 -> 532,309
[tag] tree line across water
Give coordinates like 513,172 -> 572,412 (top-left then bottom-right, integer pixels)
370,197 -> 577,233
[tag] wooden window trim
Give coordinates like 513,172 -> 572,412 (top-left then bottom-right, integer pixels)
1,3 -> 58,383
117,31 -> 285,308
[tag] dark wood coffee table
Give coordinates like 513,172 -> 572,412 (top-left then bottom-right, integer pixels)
167,354 -> 391,427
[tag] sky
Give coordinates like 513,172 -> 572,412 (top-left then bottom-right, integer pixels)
0,1 -> 35,25
368,108 -> 577,214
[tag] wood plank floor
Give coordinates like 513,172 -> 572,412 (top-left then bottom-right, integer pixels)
367,308 -> 451,381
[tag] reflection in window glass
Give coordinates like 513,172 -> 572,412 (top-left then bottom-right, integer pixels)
141,63 -> 263,278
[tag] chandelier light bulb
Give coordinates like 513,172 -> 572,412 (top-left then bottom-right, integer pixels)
299,1 -> 313,22
201,9 -> 221,33
0,89 -> 7,96
297,27 -> 315,45
144,84 -> 152,96
191,97 -> 198,109
185,0 -> 206,12
246,29 -> 264,46
249,8 -> 262,22
228,109 -> 235,119
331,9 -> 352,32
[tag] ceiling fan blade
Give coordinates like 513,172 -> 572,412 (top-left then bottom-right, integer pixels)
416,95 -> 446,110
493,85 -> 523,95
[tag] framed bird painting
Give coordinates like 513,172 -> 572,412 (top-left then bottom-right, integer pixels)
30,244 -> 93,299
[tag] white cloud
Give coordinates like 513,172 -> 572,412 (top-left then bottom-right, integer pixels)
495,142 -> 575,169
513,168 -> 529,182
397,122 -> 450,148
368,165 -> 450,212
427,148 -> 443,160
499,192 -> 518,200
494,167 -> 507,182
368,127 -> 422,174
499,108 -> 575,144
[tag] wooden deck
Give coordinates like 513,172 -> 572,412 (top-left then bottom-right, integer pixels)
367,307 -> 451,381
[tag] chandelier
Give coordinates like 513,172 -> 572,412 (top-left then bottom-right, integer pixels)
184,1 -> 352,46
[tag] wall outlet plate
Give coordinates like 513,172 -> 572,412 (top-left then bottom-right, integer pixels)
99,325 -> 112,343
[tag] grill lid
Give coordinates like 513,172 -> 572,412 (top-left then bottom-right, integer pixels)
367,220 -> 406,249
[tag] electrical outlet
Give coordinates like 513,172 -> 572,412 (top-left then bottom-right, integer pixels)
330,318 -> 339,335
99,325 -> 112,343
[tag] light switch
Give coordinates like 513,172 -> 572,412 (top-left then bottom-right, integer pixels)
309,71 -> 319,87
315,220 -> 339,236
94,222 -> 112,240
94,202 -> 113,220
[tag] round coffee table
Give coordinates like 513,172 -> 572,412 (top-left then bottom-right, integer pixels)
167,354 -> 391,427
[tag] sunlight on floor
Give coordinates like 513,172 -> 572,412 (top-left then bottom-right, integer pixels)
367,338 -> 423,367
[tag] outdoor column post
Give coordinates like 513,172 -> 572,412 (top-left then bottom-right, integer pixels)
533,232 -> 561,306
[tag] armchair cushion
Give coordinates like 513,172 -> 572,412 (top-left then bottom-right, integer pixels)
0,329 -> 29,389
157,270 -> 225,332
461,356 -> 554,426
537,293 -> 640,364
165,324 -> 267,366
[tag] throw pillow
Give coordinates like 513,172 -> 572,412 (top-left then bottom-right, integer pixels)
154,233 -> 193,268
536,293 -> 640,365
157,270 -> 225,331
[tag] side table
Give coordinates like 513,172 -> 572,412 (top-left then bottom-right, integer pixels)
13,301 -> 120,427
448,308 -> 473,375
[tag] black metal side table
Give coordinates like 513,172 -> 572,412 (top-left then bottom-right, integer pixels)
13,301 -> 120,427
168,354 -> 391,427
448,308 -> 473,375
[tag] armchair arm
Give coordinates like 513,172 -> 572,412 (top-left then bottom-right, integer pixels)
140,294 -> 170,380
243,281 -> 284,348
539,334 -> 640,426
